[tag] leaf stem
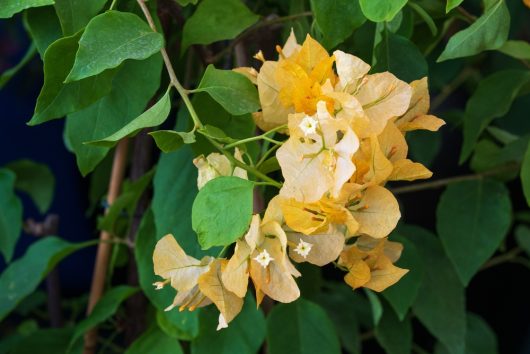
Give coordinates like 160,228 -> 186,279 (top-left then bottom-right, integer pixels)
223,124 -> 286,149
109,0 -> 118,10
137,0 -> 281,188
481,247 -> 523,270
391,163 -> 519,195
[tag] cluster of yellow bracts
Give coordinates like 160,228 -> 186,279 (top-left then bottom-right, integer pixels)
153,32 -> 444,330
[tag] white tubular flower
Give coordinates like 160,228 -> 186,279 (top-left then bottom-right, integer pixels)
217,313 -> 228,331
299,116 -> 318,136
153,281 -> 166,290
254,249 -> 274,268
294,240 -> 313,259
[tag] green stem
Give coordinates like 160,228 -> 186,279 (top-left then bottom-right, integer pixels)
109,0 -> 118,10
256,144 -> 280,168
223,124 -> 286,149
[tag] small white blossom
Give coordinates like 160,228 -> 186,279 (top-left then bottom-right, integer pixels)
217,313 -> 228,331
294,240 -> 313,258
299,116 -> 318,136
153,281 -> 166,290
254,249 -> 274,268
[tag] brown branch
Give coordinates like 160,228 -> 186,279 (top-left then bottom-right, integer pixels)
481,247 -> 523,271
84,139 -> 129,354
391,163 -> 519,195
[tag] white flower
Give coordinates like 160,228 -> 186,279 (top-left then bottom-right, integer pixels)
254,249 -> 274,268
299,116 -> 318,136
153,280 -> 168,290
294,240 -> 312,258
217,313 -> 228,331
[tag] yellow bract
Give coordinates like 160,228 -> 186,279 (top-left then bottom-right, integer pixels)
153,33 -> 445,329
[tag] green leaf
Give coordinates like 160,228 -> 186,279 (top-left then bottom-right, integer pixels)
6,159 -> 55,214
198,125 -> 236,144
499,40 -> 530,60
382,235 -> 424,320
359,0 -> 407,22
66,11 -> 164,82
310,0 -> 366,49
181,0 -> 259,52
437,0 -> 510,62
68,286 -> 138,351
316,283 -> 361,354
153,148 -> 203,257
365,289 -> 383,326
404,225 -> 466,354
23,6 -> 63,57
0,169 -> 22,263
437,180 -> 511,285
0,0 -> 54,18
192,176 -> 254,249
446,0 -> 464,13
521,141 -> 530,206
407,130 -> 442,167
194,65 -> 260,115
515,225 -> 530,256
126,326 -> 183,354
89,88 -> 173,147
175,0 -> 199,5
375,302 -> 412,354
373,30 -> 428,82
435,313 -> 498,354
0,237 -> 89,321
28,32 -> 118,126
267,298 -> 341,354
191,295 -> 266,354
150,130 -> 196,153
0,44 -> 37,89
460,70 -> 530,163
54,0 -> 107,35
135,210 -> 200,340
65,53 -> 162,176
11,328 -> 74,354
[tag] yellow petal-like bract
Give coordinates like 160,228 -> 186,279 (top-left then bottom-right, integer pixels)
153,33 -> 444,328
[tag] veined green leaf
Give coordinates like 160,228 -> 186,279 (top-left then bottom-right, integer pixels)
373,30 -> 428,82
192,176 -> 254,249
126,326 -> 183,354
437,180 -> 511,285
28,32 -> 117,126
89,88 -> 173,147
181,0 -> 259,52
0,0 -> 54,18
54,0 -> 107,35
405,225 -> 466,354
310,0 -> 366,49
359,0 -> 407,22
150,130 -> 196,153
68,286 -> 138,352
515,225 -> 530,256
6,159 -> 55,214
23,6 -> 62,57
194,65 -> 260,115
499,40 -> 530,60
0,169 -> 22,263
521,141 -> 530,206
267,298 -> 341,354
437,0 -> 510,62
65,54 -> 162,176
66,11 -> 164,82
435,313 -> 498,354
191,295 -> 265,354
446,0 -> 464,13
0,237 -> 90,321
375,301 -> 412,354
382,236 -> 424,320
460,70 -> 530,162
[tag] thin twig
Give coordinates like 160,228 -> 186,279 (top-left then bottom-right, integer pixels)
391,163 -> 519,195
84,139 -> 129,354
207,11 -> 313,63
481,247 -> 523,271
431,67 -> 476,111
